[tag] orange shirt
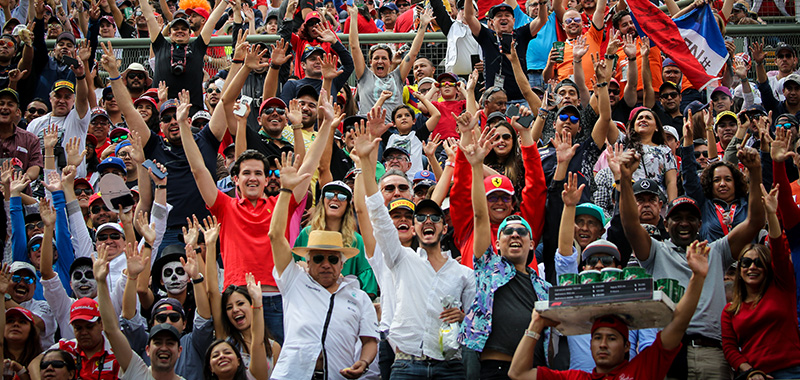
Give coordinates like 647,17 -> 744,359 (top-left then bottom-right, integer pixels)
615,38 -> 664,92
555,26 -> 605,90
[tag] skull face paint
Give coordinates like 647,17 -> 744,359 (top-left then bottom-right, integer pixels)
162,261 -> 188,295
70,265 -> 98,299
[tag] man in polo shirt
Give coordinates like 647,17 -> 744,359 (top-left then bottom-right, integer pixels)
509,238 -> 709,379
31,297 -> 120,380
178,85 -> 337,344
618,149 -> 764,379
358,119 -> 475,378
0,88 -> 41,182
270,177 -> 378,378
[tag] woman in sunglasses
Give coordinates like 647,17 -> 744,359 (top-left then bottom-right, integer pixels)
293,181 -> 378,298
37,349 -> 76,380
721,181 -> 800,380
623,107 -> 678,202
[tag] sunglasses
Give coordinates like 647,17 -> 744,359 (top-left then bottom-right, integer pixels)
72,270 -> 94,281
74,188 -> 93,196
0,40 -> 14,48
558,114 -> 580,123
385,155 -> 408,162
608,88 -> 620,95
487,194 -> 512,203
502,226 -> 529,236
40,360 -> 67,370
102,92 -> 115,101
12,275 -> 34,284
25,221 -> 44,230
27,107 -> 47,115
111,134 -> 128,143
660,92 -> 679,99
311,254 -> 340,265
777,53 -> 794,59
324,191 -> 348,201
369,43 -> 391,52
90,205 -> 110,214
263,107 -> 285,115
207,87 -> 221,94
564,16 -> 581,25
160,113 -> 177,123
155,312 -> 182,323
740,257 -> 764,268
693,151 -> 709,158
437,81 -> 456,87
498,133 -> 513,140
127,72 -> 146,80
96,233 -> 122,241
268,169 -> 280,177
776,122 -> 795,129
382,184 -> 410,192
586,255 -> 615,266
415,214 -> 442,223
30,243 -> 42,251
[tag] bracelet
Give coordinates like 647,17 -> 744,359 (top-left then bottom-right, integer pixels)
143,242 -> 152,250
270,63 -> 282,70
627,56 -> 637,61
252,304 -> 263,309
16,367 -> 27,375
108,74 -> 121,81
280,188 -> 293,193
573,59 -> 581,64
232,59 -> 244,64
595,82 -> 608,88
155,184 -> 167,189
524,329 -> 541,340
75,74 -> 86,80
44,155 -> 55,158
357,359 -> 369,367
127,276 -> 138,281
445,161 -> 455,168
192,274 -> 205,284
291,124 -> 302,130
604,54 -> 616,60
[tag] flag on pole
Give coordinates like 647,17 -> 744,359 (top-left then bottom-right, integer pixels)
628,1 -> 723,89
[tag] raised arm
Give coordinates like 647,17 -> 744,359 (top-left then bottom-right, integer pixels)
38,197 -> 57,280
463,0 -> 482,36
262,38 -> 293,100
138,0 -> 162,42
618,150 -> 653,260
200,0 -> 229,45
245,273 -> 269,380
572,36 -> 591,108
398,8 -> 433,79
559,172 -> 584,257
591,54 -> 615,147
465,122 -> 499,259
294,89 -> 343,201
200,216 -> 225,339
505,41 -> 542,111
95,243 -> 134,371
640,38 -> 655,108
661,240 -> 708,350
347,5 -> 365,79
100,42 -> 150,145
727,147 -> 765,259
121,234 -> 149,320
177,90 -> 219,208
621,33 -> 639,108
268,153 -> 309,276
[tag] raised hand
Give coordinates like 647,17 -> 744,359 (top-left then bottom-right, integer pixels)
573,36 -> 588,60
8,170 -> 30,197
771,127 -> 795,163
618,150 -> 641,180
158,81 -> 169,104
287,99 -> 303,126
93,243 -> 111,283
245,272 -> 262,305
378,90 -> 393,101
39,197 -> 56,226
99,41 -> 119,75
640,36 -> 650,57
68,50 -> 86,77
562,172 -> 586,206
418,7 -> 433,26
320,53 -> 343,80
128,130 -> 145,164
423,134 -> 442,157
232,29 -> 249,61
592,53 -> 607,83
467,69 -> 479,91
148,160 -> 168,186
182,215 -> 200,247
270,38 -> 293,67
43,123 -> 59,151
443,137 -> 458,162
459,124 -> 497,166
0,263 -> 12,295
180,245 -> 200,281
133,211 -> 156,244
353,120 -> 381,158
622,33 -> 637,59
244,44 -> 269,71
7,69 -> 26,84
233,102 -> 251,121
176,90 -> 192,125
686,240 -> 709,278
77,38 -> 92,62
315,24 -> 337,43
199,215 -> 220,245
125,242 -> 149,279
276,151 -> 310,190
606,31 -> 622,56
737,146 -> 761,170
606,142 -> 624,180
366,107 -> 390,138
552,129 -> 578,164
750,39 -> 766,64
61,165 -> 76,189
43,170 -> 63,193
733,56 -> 748,79
453,111 -> 478,135
761,183 -> 778,215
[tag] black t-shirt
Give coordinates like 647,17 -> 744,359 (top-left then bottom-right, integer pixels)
152,34 -> 207,114
244,126 -> 293,158
119,22 -> 147,39
612,100 -> 634,125
483,269 -> 542,356
474,24 -> 534,102
652,102 -> 682,132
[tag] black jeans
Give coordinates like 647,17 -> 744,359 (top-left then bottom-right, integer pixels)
479,360 -> 512,380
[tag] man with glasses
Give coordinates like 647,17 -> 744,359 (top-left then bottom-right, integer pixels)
758,70 -> 800,126
753,42 -> 799,102
23,98 -> 50,124
661,59 -> 703,111
204,81 -> 221,113
120,63 -> 152,102
0,89 -> 41,182
88,107 -> 113,158
87,194 -> 118,228
382,145 -> 412,177
242,97 -> 295,159
653,81 -> 683,128
378,170 -> 413,204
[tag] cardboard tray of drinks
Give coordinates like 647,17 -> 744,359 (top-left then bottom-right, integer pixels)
533,267 -> 681,336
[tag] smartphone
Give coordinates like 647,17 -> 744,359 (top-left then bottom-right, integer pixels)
142,160 -> 167,179
500,33 -> 513,54
506,104 -> 520,118
234,95 -> 252,117
62,55 -> 79,68
110,194 -> 135,211
553,41 -> 565,63
518,114 -> 535,128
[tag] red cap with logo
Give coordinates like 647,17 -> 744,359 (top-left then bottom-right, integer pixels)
70,298 -> 100,324
484,175 -> 515,196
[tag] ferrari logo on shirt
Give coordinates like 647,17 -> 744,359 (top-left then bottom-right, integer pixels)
492,177 -> 503,187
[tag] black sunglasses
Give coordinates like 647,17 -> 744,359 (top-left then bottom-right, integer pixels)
311,254 -> 340,265
25,221 -> 44,230
97,232 -> 122,241
502,226 -> 528,236
155,312 -> 182,323
90,205 -> 110,214
586,255 -> 615,266
27,107 -> 47,115
415,214 -> 442,223
74,188 -> 93,196
40,360 -> 67,370
161,113 -> 177,123
382,184 -> 410,192
693,151 -> 709,158
127,72 -> 146,80
207,87 -> 221,94
660,92 -> 679,99
102,92 -> 115,101
740,257 -> 764,268
263,107 -> 285,115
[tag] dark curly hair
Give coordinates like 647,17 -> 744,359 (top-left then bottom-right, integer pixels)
699,160 -> 748,201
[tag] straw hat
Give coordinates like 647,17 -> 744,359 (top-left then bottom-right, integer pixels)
293,230 -> 359,259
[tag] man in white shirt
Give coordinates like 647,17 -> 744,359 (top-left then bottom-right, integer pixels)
356,110 -> 476,379
269,154 -> 379,380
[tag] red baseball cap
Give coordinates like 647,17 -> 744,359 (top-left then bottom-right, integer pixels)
6,307 -> 34,323
591,314 -> 629,338
88,193 -> 104,206
70,298 -> 100,324
74,177 -> 93,191
186,7 -> 210,19
259,97 -> 287,115
304,11 -> 321,23
484,175 -> 515,196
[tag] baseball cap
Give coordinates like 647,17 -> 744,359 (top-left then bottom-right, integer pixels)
415,199 -> 443,216
27,233 -> 54,252
0,88 -> 19,104
633,178 -> 662,197
343,115 -> 367,130
383,145 -> 410,161
734,52 -> 751,66
414,179 -> 435,192
296,85 -> 319,100
259,97 -> 286,115
662,58 -> 678,68
74,177 -> 93,191
321,180 -> 352,200
90,107 -> 109,122
776,42 -> 796,57
575,203 -> 606,226
192,110 -> 211,123
168,16 -> 190,29
88,193 -> 104,206
151,297 -> 186,318
301,45 -> 325,62
436,72 -> 459,83
581,239 -> 621,262
659,81 -> 681,93
56,31 -> 76,45
96,222 -> 125,237
488,3 -> 513,17
487,111 -> 507,124
149,323 -> 182,343
497,215 -> 532,241
732,2 -> 747,11
96,156 -> 127,175
134,96 -> 158,110
99,15 -> 116,26
663,125 -> 679,141
110,127 -> 129,141
379,2 -> 399,12
715,110 -> 738,127
9,261 -> 36,277
591,314 -> 629,338
556,104 -> 580,117
784,73 -> 800,87
70,298 -> 100,323
683,100 -> 709,120
52,80 -> 75,93
711,86 -> 733,99
418,77 -> 437,87
666,196 -> 701,220
159,99 -> 179,116
413,170 -> 436,184
304,10 -> 322,23
387,198 -> 415,213
185,7 -> 210,19
6,307 -> 34,323
484,175 -> 514,196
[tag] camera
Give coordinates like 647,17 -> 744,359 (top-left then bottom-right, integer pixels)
170,44 -> 188,76
172,63 -> 184,76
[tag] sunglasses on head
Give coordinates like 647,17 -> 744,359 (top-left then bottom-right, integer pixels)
586,255 -> 615,266
369,43 -> 391,52
97,233 -> 122,241
155,312 -> 182,323
311,254 -> 340,265
27,107 -> 47,115
694,150 -> 709,158
324,191 -> 348,202
160,113 -> 177,123
72,270 -> 94,281
263,107 -> 285,115
382,184 -> 410,192
502,226 -> 529,236
90,205 -> 110,214
111,134 -> 128,143
660,92 -> 679,99
740,257 -> 764,268
415,214 -> 442,223
12,274 -> 34,284
25,221 -> 44,230
487,193 -> 512,203
40,360 -> 67,370
127,72 -> 146,80
207,87 -> 221,94
558,114 -> 579,123
74,188 -> 92,196
103,92 -> 115,101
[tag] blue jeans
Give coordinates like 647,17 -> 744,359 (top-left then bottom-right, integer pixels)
528,72 -> 545,89
390,359 -> 465,379
158,228 -> 185,256
462,348 -> 480,380
261,294 -> 284,345
379,333 -> 394,380
771,365 -> 800,379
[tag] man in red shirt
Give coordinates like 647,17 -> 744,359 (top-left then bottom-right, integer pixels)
508,239 -> 711,380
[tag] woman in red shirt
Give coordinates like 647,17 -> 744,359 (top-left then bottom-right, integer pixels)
721,165 -> 800,380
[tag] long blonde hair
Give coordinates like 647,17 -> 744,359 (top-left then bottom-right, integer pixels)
726,244 -> 773,315
309,199 -> 358,247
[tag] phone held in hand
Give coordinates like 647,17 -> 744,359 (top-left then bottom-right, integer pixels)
234,96 -> 252,117
500,33 -> 513,54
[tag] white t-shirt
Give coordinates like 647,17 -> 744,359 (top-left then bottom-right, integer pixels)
26,108 -> 90,178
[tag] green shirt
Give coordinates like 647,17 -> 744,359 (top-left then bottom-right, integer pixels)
292,226 -> 379,298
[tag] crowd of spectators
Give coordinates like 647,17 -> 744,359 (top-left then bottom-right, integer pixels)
0,0 -> 798,378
